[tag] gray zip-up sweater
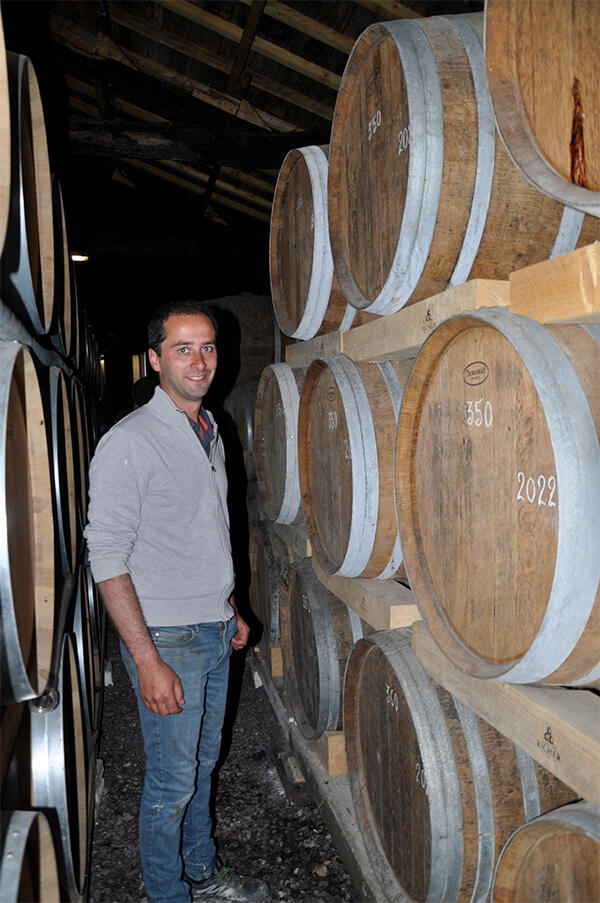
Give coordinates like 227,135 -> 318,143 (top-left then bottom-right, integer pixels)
84,387 -> 235,626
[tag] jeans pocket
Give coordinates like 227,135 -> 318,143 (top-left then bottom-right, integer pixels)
149,625 -> 195,648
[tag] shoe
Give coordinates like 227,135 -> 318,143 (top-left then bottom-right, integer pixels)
186,865 -> 268,902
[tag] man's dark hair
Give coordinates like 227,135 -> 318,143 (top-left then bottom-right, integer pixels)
147,300 -> 219,356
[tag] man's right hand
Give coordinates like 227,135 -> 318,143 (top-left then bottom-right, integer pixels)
136,657 -> 185,715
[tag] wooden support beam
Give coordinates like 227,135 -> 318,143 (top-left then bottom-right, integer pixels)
155,0 -> 342,90
312,560 -> 420,632
238,0 -> 355,54
106,5 -> 333,120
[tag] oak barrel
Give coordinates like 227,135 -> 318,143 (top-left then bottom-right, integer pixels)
280,558 -> 370,739
254,362 -> 304,524
70,564 -> 98,753
0,342 -> 54,704
50,176 -> 76,359
344,628 -> 577,902
298,354 -> 411,578
396,309 -> 600,685
49,367 -> 78,578
223,378 -> 258,482
328,13 -> 599,316
72,379 -> 90,528
270,145 -> 373,339
1,53 -> 54,335
0,811 -> 61,902
485,0 -> 600,217
248,520 -> 294,660
0,14 -> 10,255
492,800 -> 600,903
30,633 -> 89,899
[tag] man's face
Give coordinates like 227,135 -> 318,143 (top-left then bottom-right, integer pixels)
148,313 -> 217,415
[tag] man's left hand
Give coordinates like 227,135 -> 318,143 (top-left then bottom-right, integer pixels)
231,614 -> 250,650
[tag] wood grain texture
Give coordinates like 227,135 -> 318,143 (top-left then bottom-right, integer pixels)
492,801 -> 600,903
396,309 -> 600,684
344,628 -> 577,902
328,14 -> 599,315
485,0 -> 600,215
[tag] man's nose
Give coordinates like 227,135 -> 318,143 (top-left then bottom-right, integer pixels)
190,350 -> 207,369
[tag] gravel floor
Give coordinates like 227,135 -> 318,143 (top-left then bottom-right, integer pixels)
87,624 -> 359,903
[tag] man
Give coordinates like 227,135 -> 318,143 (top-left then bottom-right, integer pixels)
85,300 -> 268,903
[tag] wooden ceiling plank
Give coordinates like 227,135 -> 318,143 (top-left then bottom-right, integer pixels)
122,158 -> 271,222
108,4 -> 332,120
238,0 -> 355,54
155,0 -> 342,90
352,0 -> 422,20
50,13 -> 297,132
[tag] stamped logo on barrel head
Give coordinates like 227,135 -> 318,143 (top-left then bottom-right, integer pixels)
327,386 -> 336,402
463,361 -> 489,386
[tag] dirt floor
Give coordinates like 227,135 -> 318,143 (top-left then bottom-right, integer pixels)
87,623 -> 360,902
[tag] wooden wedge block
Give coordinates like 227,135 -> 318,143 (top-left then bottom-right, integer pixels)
312,560 -> 420,631
412,621 -> 600,803
313,731 -> 347,776
510,243 -> 600,322
270,646 -> 283,679
271,520 -> 311,560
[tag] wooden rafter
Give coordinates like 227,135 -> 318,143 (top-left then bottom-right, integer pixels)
238,0 -> 355,54
154,0 -> 342,90
106,5 -> 333,120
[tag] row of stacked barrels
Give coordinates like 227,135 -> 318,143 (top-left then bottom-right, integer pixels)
248,4 -> 600,902
0,20 -> 104,903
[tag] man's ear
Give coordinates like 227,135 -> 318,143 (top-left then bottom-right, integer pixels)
148,348 -> 160,374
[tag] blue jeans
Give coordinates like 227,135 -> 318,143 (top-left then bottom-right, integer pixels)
120,618 -> 236,903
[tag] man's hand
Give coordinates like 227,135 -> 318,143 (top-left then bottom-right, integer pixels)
231,614 -> 250,651
137,656 -> 185,715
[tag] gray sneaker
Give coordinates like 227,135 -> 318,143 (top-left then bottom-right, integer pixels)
186,865 -> 268,902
